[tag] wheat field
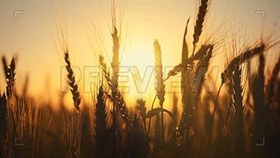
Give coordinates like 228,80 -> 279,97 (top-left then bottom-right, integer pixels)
0,0 -> 280,157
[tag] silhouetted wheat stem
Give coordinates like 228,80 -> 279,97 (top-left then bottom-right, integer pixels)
174,19 -> 192,148
211,44 -> 266,129
2,57 -> 40,157
0,94 -> 8,157
62,110 -> 81,158
23,100 -> 42,158
147,94 -> 157,136
231,66 -> 245,157
136,99 -> 146,131
2,56 -> 17,157
63,50 -> 82,158
175,44 -> 213,148
109,4 -> 125,156
154,40 -> 166,144
205,44 -> 267,157
251,47 -> 266,155
100,44 -> 131,157
99,55 -> 131,126
129,110 -> 150,158
95,85 -> 107,157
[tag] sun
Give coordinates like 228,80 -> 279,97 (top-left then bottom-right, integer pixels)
121,44 -> 155,73
119,43 -> 156,102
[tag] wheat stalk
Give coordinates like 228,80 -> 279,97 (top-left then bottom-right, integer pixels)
231,66 -> 245,156
62,109 -> 81,158
176,44 -> 213,148
211,44 -> 265,134
95,85 -> 107,157
0,94 -> 8,157
154,40 -> 166,144
179,20 -> 193,147
136,99 -> 146,127
251,47 -> 267,154
63,50 -> 82,158
1,56 -> 17,157
23,99 -> 42,157
99,55 -> 131,126
154,40 -> 166,107
100,54 -> 131,143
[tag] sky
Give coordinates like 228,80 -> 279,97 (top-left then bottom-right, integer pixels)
0,0 -> 279,107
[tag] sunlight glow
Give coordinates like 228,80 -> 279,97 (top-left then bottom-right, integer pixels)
119,43 -> 156,103
121,44 -> 155,74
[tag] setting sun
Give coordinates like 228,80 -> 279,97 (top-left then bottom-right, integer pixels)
122,43 -> 155,74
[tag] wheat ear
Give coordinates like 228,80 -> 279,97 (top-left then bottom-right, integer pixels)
193,0 -> 209,54
64,51 -> 81,112
2,57 -> 16,98
111,27 -> 120,89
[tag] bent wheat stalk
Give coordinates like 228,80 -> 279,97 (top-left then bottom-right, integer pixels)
165,45 -> 213,81
222,44 -> 265,83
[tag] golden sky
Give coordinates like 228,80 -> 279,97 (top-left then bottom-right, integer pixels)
0,0 -> 279,107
